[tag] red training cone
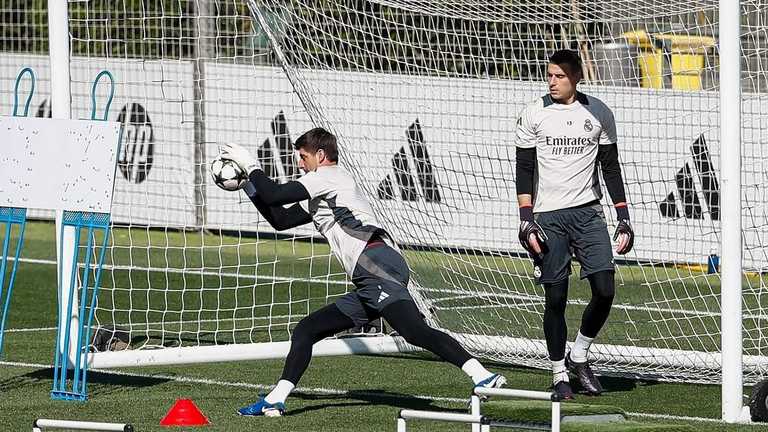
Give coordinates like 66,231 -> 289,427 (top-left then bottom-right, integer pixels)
160,398 -> 211,427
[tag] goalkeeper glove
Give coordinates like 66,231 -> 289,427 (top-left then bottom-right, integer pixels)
220,143 -> 262,175
518,206 -> 548,259
613,205 -> 634,255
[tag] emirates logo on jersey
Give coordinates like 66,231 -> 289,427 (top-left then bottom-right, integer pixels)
584,119 -> 593,132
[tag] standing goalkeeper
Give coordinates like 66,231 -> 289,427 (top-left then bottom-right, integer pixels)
514,50 -> 634,399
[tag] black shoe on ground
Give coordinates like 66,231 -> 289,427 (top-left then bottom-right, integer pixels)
552,380 -> 574,400
566,352 -> 603,395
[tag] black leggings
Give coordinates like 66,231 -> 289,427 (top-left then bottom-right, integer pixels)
543,270 -> 615,361
280,300 -> 472,384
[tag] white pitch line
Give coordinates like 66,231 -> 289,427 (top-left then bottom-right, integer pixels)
4,326 -> 57,332
0,360 -> 757,426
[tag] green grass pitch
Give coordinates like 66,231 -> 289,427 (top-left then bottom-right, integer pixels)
0,221 -> 764,431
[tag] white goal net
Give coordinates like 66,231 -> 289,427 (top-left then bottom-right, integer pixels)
1,0 -> 767,385
245,0 -> 768,384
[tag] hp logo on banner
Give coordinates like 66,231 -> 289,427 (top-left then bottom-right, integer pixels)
117,103 -> 155,184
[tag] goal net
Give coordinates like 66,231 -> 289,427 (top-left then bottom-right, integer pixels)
245,0 -> 768,384
1,1 -> 766,384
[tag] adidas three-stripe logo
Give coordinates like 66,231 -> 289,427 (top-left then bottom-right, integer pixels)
659,134 -> 720,221
256,111 -> 300,183
377,119 -> 442,203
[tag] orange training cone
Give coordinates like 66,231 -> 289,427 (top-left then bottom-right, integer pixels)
160,399 -> 211,427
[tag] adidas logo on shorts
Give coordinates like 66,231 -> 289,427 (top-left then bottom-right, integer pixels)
377,290 -> 390,303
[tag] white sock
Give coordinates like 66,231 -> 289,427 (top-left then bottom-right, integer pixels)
571,332 -> 594,363
552,359 -> 568,385
264,380 -> 295,404
462,358 -> 493,384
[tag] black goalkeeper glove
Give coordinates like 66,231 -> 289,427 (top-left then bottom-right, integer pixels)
518,206 -> 548,260
613,205 -> 634,255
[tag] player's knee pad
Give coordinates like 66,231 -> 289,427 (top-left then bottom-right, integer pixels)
588,270 -> 615,302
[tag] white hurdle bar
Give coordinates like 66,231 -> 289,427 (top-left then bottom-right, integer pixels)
396,409 -> 488,431
471,388 -> 561,432
33,419 -> 134,432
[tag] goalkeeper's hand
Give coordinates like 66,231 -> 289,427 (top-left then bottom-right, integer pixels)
613,205 -> 634,255
518,206 -> 548,259
220,143 -> 261,175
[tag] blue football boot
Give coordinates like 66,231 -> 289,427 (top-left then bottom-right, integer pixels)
237,396 -> 286,417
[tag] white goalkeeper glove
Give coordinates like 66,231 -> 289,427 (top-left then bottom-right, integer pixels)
220,143 -> 261,175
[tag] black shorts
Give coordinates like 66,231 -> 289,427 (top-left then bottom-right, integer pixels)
334,243 -> 414,327
534,201 -> 615,284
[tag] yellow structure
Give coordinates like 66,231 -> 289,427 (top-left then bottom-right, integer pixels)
623,30 -> 715,90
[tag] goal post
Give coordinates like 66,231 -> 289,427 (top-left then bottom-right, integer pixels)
718,0 -> 744,422
2,1 -> 766,420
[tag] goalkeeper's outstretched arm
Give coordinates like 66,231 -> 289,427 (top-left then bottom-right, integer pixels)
248,169 -> 311,206
221,142 -> 311,206
243,181 -> 312,231
220,142 -> 313,230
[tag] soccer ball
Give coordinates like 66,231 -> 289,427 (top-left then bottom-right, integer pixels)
210,156 -> 247,191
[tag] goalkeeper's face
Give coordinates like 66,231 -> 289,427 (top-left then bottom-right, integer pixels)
547,63 -> 580,104
297,147 -> 329,173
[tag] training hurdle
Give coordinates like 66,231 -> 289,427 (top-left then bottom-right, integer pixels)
32,419 -> 134,432
396,409 -> 488,431
471,387 -> 562,432
33,419 -> 133,432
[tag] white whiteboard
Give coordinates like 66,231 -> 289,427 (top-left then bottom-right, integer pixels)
0,116 -> 122,213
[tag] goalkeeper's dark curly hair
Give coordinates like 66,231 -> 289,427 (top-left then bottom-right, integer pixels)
294,127 -> 339,162
549,49 -> 583,77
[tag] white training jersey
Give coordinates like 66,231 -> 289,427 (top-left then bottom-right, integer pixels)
515,92 -> 617,213
297,165 -> 388,277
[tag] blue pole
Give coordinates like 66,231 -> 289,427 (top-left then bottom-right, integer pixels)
0,218 -> 26,356
58,226 -> 82,391
71,225 -> 94,394
79,224 -> 111,396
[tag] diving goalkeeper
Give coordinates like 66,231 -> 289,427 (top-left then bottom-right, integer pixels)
221,127 -> 506,417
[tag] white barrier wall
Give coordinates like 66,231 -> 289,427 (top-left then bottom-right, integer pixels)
2,55 -> 765,267
1,54 -> 196,227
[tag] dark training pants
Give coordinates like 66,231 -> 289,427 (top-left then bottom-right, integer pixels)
280,244 -> 472,384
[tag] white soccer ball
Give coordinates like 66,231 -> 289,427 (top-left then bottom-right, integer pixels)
210,156 -> 247,191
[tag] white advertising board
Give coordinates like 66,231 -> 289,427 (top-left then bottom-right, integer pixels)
0,54 -> 197,227
70,57 -> 197,228
203,63 -> 316,236
1,55 -> 765,268
222,65 -> 765,267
